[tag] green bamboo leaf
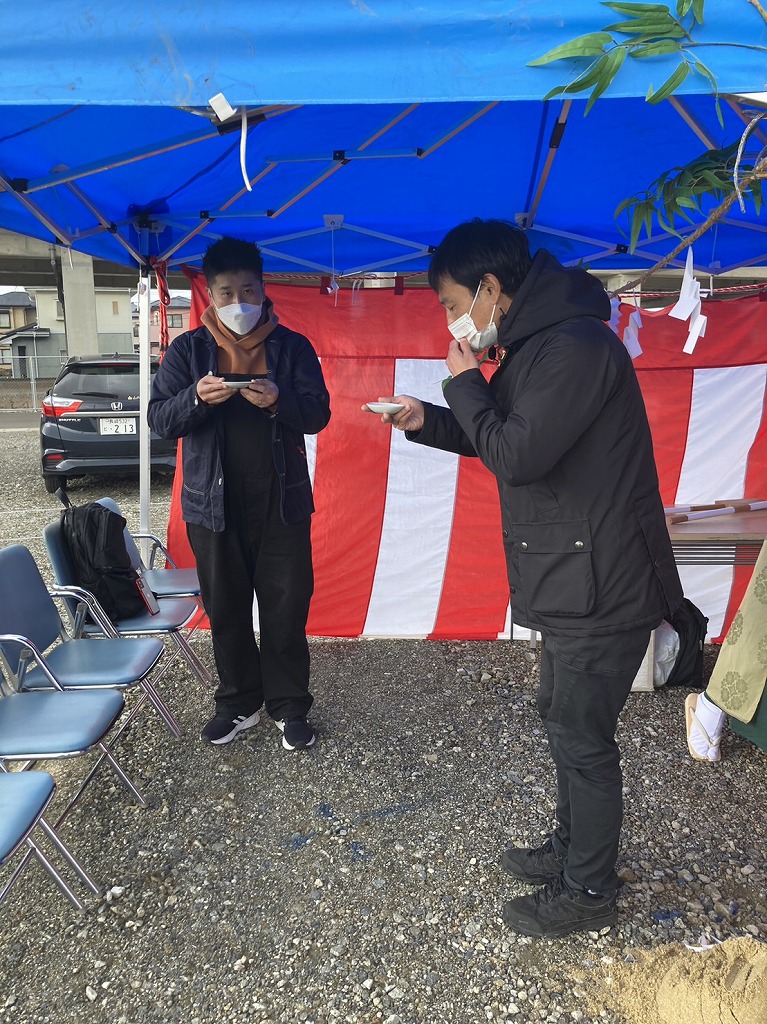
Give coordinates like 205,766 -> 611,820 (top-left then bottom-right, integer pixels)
644,205 -> 657,240
615,193 -> 642,216
676,0 -> 693,15
628,39 -> 681,57
602,2 -> 672,14
603,17 -> 682,35
656,206 -> 678,236
646,62 -> 689,103
692,0 -> 705,23
543,52 -> 619,100
691,57 -> 718,93
700,169 -> 726,192
676,195 -> 697,209
584,46 -> 628,112
527,32 -> 613,66
629,206 -> 644,251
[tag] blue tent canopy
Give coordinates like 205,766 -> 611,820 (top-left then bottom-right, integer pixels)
0,0 -> 765,275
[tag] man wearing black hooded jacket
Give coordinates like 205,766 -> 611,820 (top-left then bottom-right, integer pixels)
369,219 -> 683,938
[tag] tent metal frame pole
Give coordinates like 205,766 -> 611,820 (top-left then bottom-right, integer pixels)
417,102 -> 498,159
524,100 -> 571,230
159,164 -> 279,262
25,128 -> 226,193
726,96 -> 767,146
357,104 -> 419,149
137,265 -> 152,546
270,163 -> 347,217
0,171 -> 72,244
341,249 -> 431,276
65,182 -> 145,265
667,96 -> 719,148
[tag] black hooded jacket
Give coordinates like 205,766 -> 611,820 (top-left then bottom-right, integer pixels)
410,250 -> 683,636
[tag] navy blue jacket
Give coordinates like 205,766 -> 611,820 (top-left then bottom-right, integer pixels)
411,250 -> 682,636
147,322 -> 330,531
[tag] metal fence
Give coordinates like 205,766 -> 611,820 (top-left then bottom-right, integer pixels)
0,377 -> 56,411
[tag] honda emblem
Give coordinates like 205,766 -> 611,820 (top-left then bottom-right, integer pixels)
111,401 -> 123,411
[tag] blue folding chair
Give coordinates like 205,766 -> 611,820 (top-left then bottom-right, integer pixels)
0,769 -> 102,911
0,655 -> 146,832
96,497 -> 202,602
0,545 -> 180,738
43,519 -> 212,691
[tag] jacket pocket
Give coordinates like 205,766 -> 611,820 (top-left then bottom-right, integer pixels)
513,519 -> 595,617
634,495 -> 682,610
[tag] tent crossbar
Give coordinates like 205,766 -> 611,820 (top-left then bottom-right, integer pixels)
25,127 -> 223,193
417,102 -> 498,159
524,100 -> 572,230
65,182 -> 144,265
0,170 -> 72,245
341,249 -> 432,276
342,223 -> 429,251
265,102 -> 423,165
159,163 -> 279,262
258,225 -> 335,245
715,252 -> 767,273
256,247 -> 335,273
726,96 -> 767,147
667,96 -> 718,149
719,216 -> 767,235
264,149 -> 419,163
357,104 -> 419,150
270,162 -> 346,218
528,223 -> 623,249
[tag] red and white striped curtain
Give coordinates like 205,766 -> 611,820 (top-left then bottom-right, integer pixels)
168,275 -> 767,642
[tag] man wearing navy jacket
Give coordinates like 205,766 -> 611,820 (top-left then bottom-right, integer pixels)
149,237 -> 330,752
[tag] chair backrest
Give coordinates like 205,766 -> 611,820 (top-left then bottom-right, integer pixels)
96,497 -> 143,571
0,545 -> 62,661
42,519 -> 82,628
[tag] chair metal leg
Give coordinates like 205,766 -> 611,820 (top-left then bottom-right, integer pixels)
0,827 -> 98,912
140,678 -> 182,738
28,839 -> 87,910
170,630 -> 213,688
50,741 -> 148,835
36,816 -> 102,895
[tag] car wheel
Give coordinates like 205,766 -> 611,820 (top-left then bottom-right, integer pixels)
43,473 -> 65,494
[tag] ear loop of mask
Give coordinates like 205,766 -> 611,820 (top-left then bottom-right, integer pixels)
469,280 -> 497,335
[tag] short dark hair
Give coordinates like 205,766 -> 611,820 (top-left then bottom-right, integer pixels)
427,218 -> 532,296
202,236 -> 264,283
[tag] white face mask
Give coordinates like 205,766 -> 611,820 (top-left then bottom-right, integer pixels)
447,280 -> 498,352
215,301 -> 263,335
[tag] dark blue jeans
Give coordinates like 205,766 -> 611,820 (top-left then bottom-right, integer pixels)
538,626 -> 652,896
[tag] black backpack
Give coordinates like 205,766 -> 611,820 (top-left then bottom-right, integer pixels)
60,501 -> 148,622
665,598 -> 709,688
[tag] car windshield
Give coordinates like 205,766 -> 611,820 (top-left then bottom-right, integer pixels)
53,364 -> 156,401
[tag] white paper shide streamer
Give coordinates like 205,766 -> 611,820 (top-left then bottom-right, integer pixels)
669,248 -> 707,353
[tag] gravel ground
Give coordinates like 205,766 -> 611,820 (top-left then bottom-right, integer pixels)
0,428 -> 765,1024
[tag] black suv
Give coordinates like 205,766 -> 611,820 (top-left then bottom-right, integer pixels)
40,355 -> 176,493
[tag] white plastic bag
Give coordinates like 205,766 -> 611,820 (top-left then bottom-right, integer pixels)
653,620 -> 680,687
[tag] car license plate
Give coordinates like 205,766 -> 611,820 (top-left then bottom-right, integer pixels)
99,418 -> 136,435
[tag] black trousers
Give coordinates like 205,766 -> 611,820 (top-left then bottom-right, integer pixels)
187,483 -> 314,723
537,625 -> 652,896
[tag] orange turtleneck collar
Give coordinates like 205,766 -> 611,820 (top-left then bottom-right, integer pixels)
201,296 -> 279,375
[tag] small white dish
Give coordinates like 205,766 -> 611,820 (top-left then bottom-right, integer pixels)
366,401 -> 404,415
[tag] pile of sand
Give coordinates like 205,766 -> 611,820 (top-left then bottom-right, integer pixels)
578,937 -> 767,1024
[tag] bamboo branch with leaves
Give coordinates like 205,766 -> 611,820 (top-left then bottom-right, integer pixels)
529,0 -> 767,266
